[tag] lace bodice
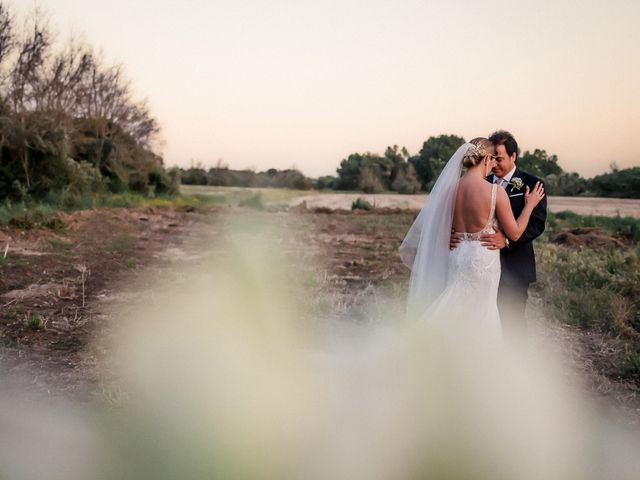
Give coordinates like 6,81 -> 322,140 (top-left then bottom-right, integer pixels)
457,183 -> 498,241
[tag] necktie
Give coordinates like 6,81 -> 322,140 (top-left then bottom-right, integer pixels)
498,178 -> 508,189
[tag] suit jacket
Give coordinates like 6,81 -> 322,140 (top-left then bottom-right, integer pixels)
487,168 -> 547,287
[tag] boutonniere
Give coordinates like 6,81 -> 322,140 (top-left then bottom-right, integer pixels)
508,177 -> 524,193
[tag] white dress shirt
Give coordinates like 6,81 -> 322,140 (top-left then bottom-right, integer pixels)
494,165 -> 517,189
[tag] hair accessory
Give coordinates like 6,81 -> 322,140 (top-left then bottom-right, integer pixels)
466,143 -> 480,157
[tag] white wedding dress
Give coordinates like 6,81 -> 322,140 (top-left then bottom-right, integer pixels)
399,143 -> 503,346
419,183 -> 502,344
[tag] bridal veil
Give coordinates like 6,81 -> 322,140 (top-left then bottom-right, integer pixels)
399,142 -> 472,320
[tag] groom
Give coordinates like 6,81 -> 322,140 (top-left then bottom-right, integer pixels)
483,130 -> 547,335
453,130 -> 547,336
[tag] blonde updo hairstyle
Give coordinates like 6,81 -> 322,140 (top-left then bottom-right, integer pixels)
462,137 -> 494,168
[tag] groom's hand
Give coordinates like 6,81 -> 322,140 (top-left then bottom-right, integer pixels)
449,229 -> 462,250
480,231 -> 508,250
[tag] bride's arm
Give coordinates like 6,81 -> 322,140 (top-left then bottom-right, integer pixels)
495,183 -> 545,241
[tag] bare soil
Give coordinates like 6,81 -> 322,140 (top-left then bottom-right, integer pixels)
1,206 -> 638,424
0,206 -> 215,399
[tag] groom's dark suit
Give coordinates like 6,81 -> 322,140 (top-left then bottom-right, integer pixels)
487,169 -> 547,329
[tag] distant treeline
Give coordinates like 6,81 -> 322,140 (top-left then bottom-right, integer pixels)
181,161 -> 312,190
0,3 -> 177,207
180,134 -> 640,198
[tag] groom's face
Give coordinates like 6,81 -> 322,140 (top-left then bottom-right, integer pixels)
492,144 -> 516,178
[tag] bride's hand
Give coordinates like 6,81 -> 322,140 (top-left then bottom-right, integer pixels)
525,181 -> 545,207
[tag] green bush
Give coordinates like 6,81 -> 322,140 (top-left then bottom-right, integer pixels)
148,169 -> 179,196
351,198 -> 372,211
27,313 -> 46,331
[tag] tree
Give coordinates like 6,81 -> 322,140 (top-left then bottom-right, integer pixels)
37,40 -> 92,114
0,3 -> 16,86
335,152 -> 391,190
359,166 -> 385,193
7,9 -> 50,114
556,172 -> 587,196
589,167 -> 640,198
270,169 -> 312,190
180,167 -> 208,185
314,175 -> 336,190
207,160 -> 230,186
384,144 -> 411,185
411,134 -> 465,190
518,149 -> 562,178
334,153 -> 364,190
392,162 -> 421,194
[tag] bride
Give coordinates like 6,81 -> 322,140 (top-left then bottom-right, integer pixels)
399,138 -> 545,343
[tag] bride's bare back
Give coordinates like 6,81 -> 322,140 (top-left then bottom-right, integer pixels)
453,170 -> 545,240
452,176 -> 495,233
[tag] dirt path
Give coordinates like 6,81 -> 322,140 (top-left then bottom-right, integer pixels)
0,206 -> 217,400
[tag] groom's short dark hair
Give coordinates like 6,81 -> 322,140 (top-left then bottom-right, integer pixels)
489,130 -> 519,159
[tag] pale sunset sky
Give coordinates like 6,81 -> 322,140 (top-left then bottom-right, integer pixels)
20,0 -> 640,178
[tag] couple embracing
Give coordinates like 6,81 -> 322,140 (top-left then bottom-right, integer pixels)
400,131 -> 547,344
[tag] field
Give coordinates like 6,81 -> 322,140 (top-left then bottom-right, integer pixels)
1,186 -> 639,427
182,184 -> 640,216
300,194 -> 640,217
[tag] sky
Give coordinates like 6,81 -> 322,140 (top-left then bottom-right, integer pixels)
16,0 -> 640,178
